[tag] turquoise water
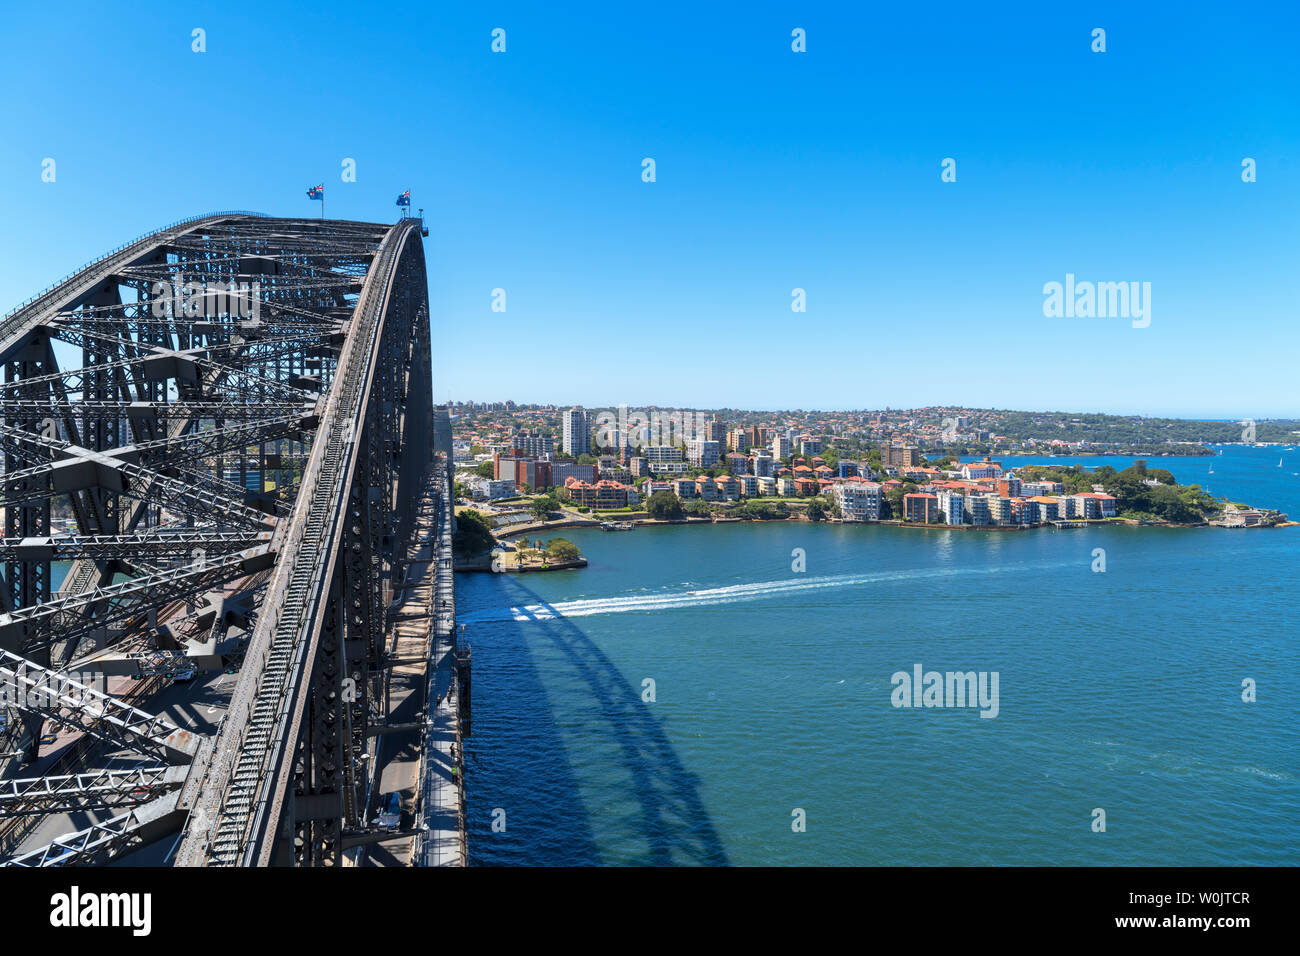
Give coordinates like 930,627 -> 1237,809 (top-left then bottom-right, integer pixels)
459,446 -> 1299,865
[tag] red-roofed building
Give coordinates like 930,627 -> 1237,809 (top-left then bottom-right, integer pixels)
904,492 -> 938,523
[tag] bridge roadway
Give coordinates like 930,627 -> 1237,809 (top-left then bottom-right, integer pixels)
349,458 -> 463,866
0,213 -> 451,866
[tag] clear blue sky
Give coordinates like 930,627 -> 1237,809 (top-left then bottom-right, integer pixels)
1,2 -> 1296,418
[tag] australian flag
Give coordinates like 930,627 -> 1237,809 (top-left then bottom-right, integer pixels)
307,184 -> 324,200
395,190 -> 411,207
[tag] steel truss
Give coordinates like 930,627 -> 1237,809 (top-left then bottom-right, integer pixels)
0,214 -> 433,867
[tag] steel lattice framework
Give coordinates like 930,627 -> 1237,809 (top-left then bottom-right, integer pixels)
0,213 -> 433,866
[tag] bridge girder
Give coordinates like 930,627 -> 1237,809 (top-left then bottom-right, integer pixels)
0,214 -> 433,867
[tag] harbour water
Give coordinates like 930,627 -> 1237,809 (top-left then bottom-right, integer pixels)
459,445 -> 1298,865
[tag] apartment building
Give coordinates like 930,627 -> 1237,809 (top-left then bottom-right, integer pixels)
1072,492 -> 1117,518
1030,496 -> 1060,522
904,492 -> 938,522
550,461 -> 597,487
672,477 -> 698,499
695,475 -> 720,501
752,453 -> 775,478
996,475 -> 1023,498
494,453 -> 552,491
961,457 -> 1003,480
714,475 -> 741,500
466,476 -> 516,500
510,431 -> 554,458
936,489 -> 965,525
562,407 -> 591,457
687,439 -> 721,468
834,479 -> 883,522
563,477 -> 635,510
965,494 -> 992,526
881,443 -> 920,469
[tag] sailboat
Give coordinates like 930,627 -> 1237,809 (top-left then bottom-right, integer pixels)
1208,464 -> 1215,475
1278,458 -> 1284,468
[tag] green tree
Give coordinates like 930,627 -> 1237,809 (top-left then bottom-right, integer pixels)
452,509 -> 496,557
806,498 -> 827,521
474,460 -> 495,479
645,490 -> 685,520
545,538 -> 581,560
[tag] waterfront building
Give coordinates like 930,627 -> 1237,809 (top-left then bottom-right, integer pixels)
986,496 -> 1012,525
695,475 -> 720,501
834,479 -> 883,522
563,477 -> 634,509
1072,492 -> 1117,518
776,476 -> 798,497
904,492 -> 938,522
936,490 -> 966,525
793,476 -> 819,496
672,477 -> 698,499
756,475 -> 777,496
1011,497 -> 1039,524
642,479 -> 673,498
736,474 -> 758,497
965,494 -> 993,526
715,475 -> 741,500
1030,496 -> 1060,522
752,453 -> 775,478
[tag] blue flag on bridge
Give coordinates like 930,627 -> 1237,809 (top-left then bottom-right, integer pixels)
307,185 -> 324,200
395,190 -> 411,207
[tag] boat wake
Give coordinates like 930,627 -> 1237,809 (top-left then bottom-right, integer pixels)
465,561 -> 1072,624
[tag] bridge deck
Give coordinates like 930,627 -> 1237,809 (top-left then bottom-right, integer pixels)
356,464 -> 463,866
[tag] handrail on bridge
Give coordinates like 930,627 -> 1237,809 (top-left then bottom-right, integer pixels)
0,210 -> 269,322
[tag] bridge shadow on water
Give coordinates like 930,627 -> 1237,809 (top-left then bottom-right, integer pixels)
465,573 -> 729,866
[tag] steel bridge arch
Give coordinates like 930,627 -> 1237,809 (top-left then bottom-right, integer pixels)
0,214 -> 434,867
